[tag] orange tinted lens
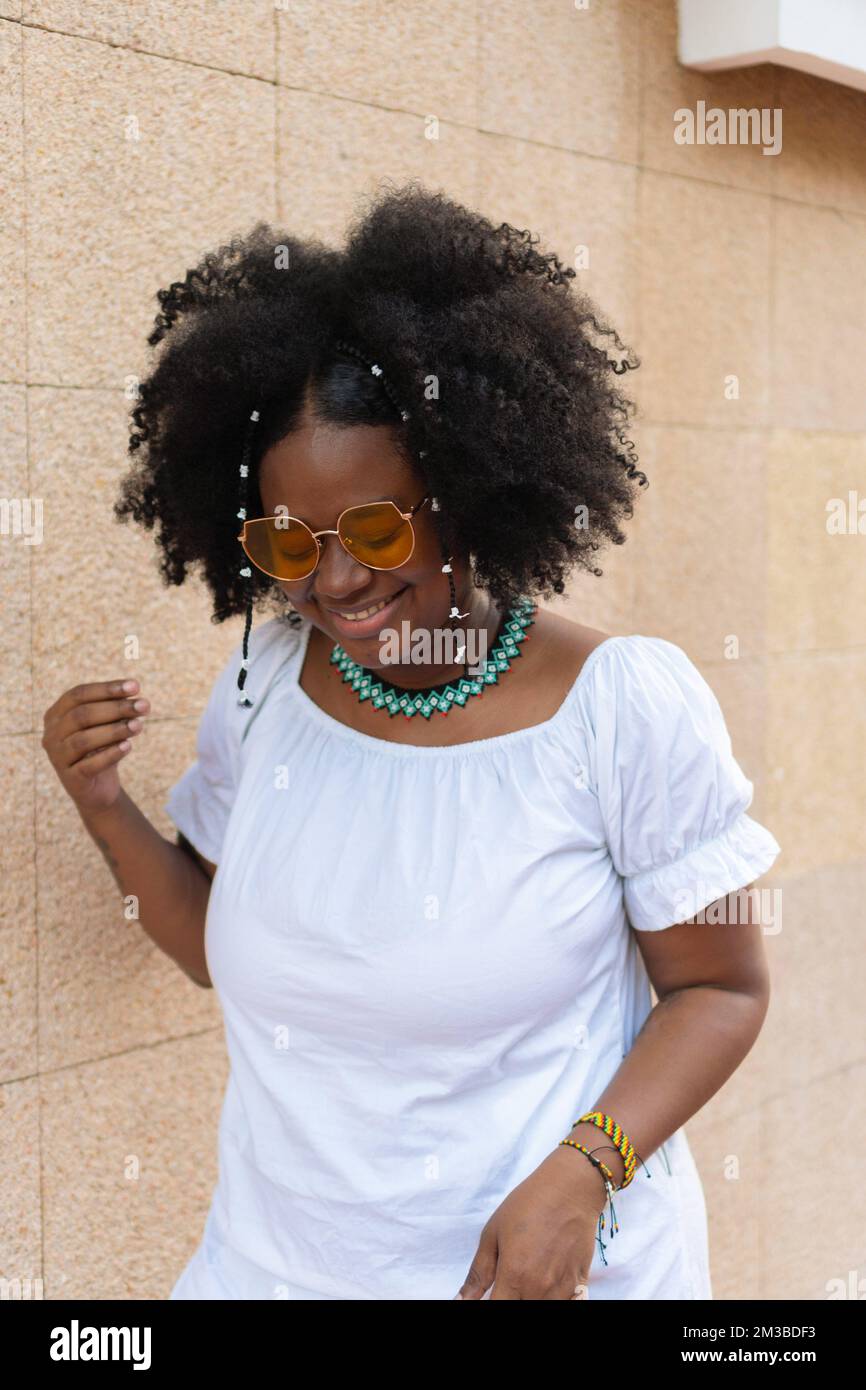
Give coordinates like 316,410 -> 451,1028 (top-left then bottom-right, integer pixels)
244,517 -> 319,579
339,502 -> 414,569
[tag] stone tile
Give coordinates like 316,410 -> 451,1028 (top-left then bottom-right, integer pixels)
276,0 -> 478,128
545,551 -> 636,643
0,384 -> 31,733
639,0 -> 779,193
276,89 -> 481,242
28,387 -> 245,724
765,650 -> 866,878
697,656 -> 772,820
0,1076 -> 42,1297
0,735 -> 37,1084
23,0 -> 274,78
635,172 -> 771,428
36,710 -> 222,1074
41,1030 -> 228,1298
471,142 -> 642,637
772,202 -> 866,432
776,68 -> 866,216
477,0 -> 641,163
477,134 -> 640,348
767,430 -> 866,655
0,2 -> 22,21
688,1104 -> 762,1299
630,427 -> 768,663
759,1064 -> 866,1299
545,468 -> 640,640
23,27 -> 275,387
755,862 -> 864,1099
0,20 -> 25,381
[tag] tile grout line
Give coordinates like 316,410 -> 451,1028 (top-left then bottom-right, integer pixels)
758,65 -> 780,1292
17,10 -> 46,1288
273,1 -> 280,225
4,17 -> 866,221
4,1024 -> 225,1089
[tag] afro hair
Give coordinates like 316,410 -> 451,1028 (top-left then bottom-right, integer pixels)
114,178 -> 646,625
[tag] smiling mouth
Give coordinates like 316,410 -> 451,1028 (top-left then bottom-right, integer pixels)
324,585 -> 409,626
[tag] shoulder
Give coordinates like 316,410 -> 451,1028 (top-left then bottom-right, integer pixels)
529,607 -> 612,688
530,609 -> 706,705
562,626 -> 730,756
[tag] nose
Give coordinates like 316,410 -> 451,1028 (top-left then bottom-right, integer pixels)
311,532 -> 376,602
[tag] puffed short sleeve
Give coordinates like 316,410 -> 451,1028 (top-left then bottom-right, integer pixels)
576,636 -> 782,931
164,643 -> 244,867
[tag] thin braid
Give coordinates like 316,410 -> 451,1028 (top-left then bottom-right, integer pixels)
332,339 -> 411,425
236,408 -> 260,707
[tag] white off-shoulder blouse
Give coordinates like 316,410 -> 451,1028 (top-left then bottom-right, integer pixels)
164,613 -> 781,1301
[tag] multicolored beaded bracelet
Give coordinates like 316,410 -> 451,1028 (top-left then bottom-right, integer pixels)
566,1110 -> 649,1190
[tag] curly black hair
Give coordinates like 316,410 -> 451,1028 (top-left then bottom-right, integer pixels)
114,178 -> 646,625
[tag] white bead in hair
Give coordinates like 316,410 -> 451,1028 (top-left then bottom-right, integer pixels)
370,364 -> 383,376
430,497 -> 440,512
237,507 -> 246,520
240,566 -> 252,578
250,410 -> 260,422
441,562 -> 452,574
240,463 -> 249,478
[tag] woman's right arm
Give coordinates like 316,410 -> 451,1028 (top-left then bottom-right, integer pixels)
42,677 -> 215,989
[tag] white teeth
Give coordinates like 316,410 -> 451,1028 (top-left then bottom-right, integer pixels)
335,594 -> 395,621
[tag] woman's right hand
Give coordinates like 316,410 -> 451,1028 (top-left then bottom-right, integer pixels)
41,678 -> 150,816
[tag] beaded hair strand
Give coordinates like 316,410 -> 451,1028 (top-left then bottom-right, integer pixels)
236,407 -> 260,708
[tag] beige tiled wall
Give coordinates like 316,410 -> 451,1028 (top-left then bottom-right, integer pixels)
2,0 -> 864,1302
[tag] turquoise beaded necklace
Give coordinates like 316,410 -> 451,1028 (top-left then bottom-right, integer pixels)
329,599 -> 537,720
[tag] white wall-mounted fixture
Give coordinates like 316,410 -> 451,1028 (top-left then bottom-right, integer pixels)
678,0 -> 866,92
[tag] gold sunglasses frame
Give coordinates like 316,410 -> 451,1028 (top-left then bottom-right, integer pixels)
237,492 -> 432,582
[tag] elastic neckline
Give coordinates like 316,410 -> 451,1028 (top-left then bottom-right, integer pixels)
281,618 -> 625,758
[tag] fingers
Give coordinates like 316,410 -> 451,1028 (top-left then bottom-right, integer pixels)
67,738 -> 134,776
56,695 -> 150,750
455,1239 -> 497,1300
43,679 -> 150,770
44,678 -> 142,723
490,1272 -> 589,1299
61,717 -> 145,772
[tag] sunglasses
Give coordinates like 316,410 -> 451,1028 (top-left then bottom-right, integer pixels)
237,492 -> 431,582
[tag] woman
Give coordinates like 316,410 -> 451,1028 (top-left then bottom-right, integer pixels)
43,182 -> 781,1300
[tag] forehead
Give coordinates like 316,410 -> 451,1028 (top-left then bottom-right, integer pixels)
258,416 -> 423,517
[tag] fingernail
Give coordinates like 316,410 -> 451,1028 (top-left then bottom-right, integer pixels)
122,680 -> 137,692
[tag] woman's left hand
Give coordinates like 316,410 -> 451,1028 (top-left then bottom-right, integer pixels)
454,1148 -> 607,1300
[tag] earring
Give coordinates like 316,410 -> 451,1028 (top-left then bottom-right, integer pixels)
283,597 -> 303,629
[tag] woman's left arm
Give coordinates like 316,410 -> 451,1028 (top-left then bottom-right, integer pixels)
455,884 -> 770,1301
